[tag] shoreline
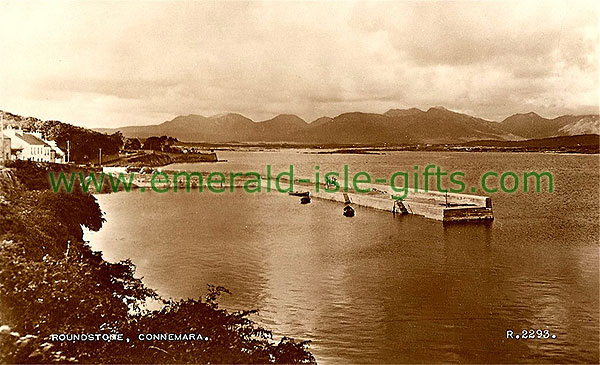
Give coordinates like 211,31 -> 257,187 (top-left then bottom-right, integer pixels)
0,164 -> 315,363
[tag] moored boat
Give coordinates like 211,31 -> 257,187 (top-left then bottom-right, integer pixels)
343,205 -> 355,217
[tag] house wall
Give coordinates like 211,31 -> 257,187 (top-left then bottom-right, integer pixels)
22,145 -> 54,162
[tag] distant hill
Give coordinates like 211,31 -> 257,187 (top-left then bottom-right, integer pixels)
92,106 -> 599,145
98,113 -> 311,143
383,108 -> 424,118
301,112 -> 409,144
308,116 -> 333,128
97,113 -> 257,142
297,107 -> 510,144
99,106 -> 553,144
500,112 -> 599,139
254,114 -> 309,141
462,134 -> 599,151
390,107 -> 518,143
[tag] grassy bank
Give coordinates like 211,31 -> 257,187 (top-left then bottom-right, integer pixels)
0,162 -> 314,363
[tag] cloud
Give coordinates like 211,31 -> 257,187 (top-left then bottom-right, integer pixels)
0,0 -> 597,128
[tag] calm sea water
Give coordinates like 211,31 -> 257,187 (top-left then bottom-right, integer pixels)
85,151 -> 599,363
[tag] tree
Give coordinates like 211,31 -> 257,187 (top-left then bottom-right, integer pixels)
142,136 -> 179,152
124,138 -> 142,150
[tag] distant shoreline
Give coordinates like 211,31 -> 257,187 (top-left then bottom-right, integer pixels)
303,147 -> 598,155
103,151 -> 220,168
173,134 -> 599,154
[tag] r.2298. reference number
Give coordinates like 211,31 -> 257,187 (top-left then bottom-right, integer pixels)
506,329 -> 557,339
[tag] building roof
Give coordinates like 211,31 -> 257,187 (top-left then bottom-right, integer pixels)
14,133 -> 50,147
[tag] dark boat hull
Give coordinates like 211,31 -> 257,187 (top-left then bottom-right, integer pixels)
343,205 -> 355,217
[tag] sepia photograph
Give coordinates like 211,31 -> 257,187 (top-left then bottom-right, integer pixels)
0,0 -> 598,363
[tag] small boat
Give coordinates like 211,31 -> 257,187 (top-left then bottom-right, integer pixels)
300,196 -> 311,204
343,205 -> 355,217
289,191 -> 310,197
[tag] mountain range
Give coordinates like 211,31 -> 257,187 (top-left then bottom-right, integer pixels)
96,107 -> 599,144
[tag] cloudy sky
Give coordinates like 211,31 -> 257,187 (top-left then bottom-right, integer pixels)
0,0 -> 598,128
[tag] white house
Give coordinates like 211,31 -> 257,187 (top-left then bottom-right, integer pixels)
2,126 -> 66,163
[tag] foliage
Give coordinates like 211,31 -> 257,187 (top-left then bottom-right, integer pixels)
5,160 -> 94,191
142,136 -> 179,152
124,138 -> 142,150
0,163 -> 315,363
